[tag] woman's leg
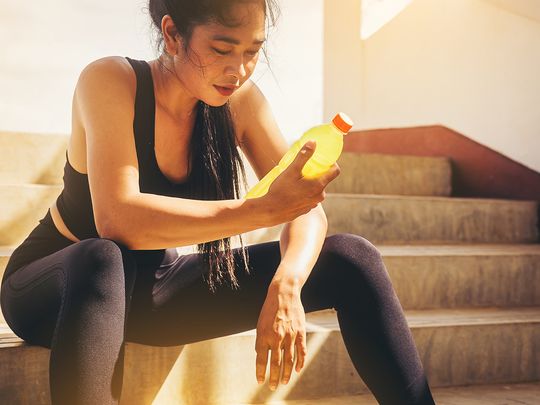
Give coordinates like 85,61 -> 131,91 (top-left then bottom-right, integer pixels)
126,233 -> 435,405
304,233 -> 436,405
1,238 -> 137,405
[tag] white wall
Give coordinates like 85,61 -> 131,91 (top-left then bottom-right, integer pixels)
3,0 -> 538,172
0,1 -> 153,133
324,0 -> 540,172
0,0 -> 323,144
251,0 -> 324,141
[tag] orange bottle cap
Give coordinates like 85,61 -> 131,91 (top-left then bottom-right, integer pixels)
332,112 -> 354,133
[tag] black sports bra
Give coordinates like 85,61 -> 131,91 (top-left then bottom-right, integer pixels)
54,57 -> 194,240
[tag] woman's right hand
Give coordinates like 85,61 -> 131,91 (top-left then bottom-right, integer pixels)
259,140 -> 341,226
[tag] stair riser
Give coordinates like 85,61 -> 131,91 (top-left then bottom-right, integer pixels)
0,133 -> 68,185
241,151 -> 452,198
0,345 -> 50,405
0,321 -> 537,404
323,196 -> 539,243
0,256 -> 7,324
0,185 -> 61,246
326,153 -> 452,196
416,323 -> 540,388
0,133 -> 452,197
386,255 -> 540,309
2,190 -> 537,247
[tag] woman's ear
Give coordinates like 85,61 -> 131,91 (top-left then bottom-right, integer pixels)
161,14 -> 180,56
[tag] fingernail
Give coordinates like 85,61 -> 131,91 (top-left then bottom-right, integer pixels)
282,379 -> 289,384
269,384 -> 276,391
257,379 -> 263,385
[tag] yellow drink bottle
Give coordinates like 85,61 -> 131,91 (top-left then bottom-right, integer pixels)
245,112 -> 353,199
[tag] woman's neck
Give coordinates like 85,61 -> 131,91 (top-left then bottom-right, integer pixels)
149,56 -> 199,122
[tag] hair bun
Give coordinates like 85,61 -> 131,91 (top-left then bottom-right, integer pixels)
149,0 -> 168,29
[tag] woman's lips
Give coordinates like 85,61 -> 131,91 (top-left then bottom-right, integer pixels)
214,85 -> 236,96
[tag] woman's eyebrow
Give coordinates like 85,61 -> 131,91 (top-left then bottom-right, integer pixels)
211,34 -> 266,45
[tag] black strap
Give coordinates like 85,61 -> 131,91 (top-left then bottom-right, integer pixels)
125,57 -> 156,176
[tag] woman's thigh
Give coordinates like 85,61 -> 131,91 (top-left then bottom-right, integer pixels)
126,236 -> 344,347
1,238 -> 136,348
1,242 -> 84,346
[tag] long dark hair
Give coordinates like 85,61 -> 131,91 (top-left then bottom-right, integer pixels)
148,0 -> 280,293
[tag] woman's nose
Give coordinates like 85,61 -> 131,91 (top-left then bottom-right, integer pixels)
225,56 -> 247,80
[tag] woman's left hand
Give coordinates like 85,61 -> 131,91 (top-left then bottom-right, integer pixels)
255,278 -> 307,390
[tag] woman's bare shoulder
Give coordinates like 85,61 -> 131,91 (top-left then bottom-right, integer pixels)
74,56 -> 138,126
69,56 -> 138,170
76,56 -> 136,96
79,56 -> 135,76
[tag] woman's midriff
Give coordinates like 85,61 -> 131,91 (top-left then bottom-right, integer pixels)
50,202 -> 81,243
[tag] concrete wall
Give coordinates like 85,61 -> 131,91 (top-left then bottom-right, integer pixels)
324,0 -> 540,172
3,0 -> 538,172
0,0 -> 323,145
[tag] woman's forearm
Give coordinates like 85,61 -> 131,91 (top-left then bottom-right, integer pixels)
271,203 -> 328,290
100,192 -> 269,250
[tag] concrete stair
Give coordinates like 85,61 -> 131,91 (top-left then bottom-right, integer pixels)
324,152 -> 452,197
323,194 -> 538,244
239,194 -> 539,250
0,131 -> 539,404
0,184 -> 63,246
2,187 -> 537,247
1,308 -> 539,404
249,382 -> 540,404
0,131 -> 67,185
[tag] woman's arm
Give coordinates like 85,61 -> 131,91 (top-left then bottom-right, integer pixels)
270,204 -> 328,291
234,81 -> 341,389
231,81 -> 330,289
102,194 -> 270,250
77,57 -> 277,250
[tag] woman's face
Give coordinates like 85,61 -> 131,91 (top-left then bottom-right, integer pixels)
171,2 -> 266,107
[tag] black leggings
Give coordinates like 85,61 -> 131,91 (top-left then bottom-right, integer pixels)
1,210 -> 435,405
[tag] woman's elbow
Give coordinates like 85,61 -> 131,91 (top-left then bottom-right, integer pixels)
96,216 -> 136,249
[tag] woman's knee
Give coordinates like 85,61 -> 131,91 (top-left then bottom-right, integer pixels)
80,237 -> 132,264
322,233 -> 390,284
66,238 -> 136,295
323,233 -> 383,265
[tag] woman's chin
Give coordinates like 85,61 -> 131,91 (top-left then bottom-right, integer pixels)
201,97 -> 230,107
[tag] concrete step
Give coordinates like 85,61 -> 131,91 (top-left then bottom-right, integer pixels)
380,244 -> 540,309
0,184 -> 62,246
0,247 -> 12,324
325,152 -> 452,196
0,131 -> 68,185
321,194 -> 539,244
2,244 -> 539,315
241,151 -> 452,197
239,195 -> 538,247
3,186 -> 537,248
0,307 -> 538,404
0,132 -> 451,197
253,382 -> 540,404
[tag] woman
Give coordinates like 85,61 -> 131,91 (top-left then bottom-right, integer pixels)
1,0 -> 436,404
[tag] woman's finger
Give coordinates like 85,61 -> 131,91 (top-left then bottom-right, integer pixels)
295,330 -> 307,372
255,343 -> 269,384
268,343 -> 283,390
281,336 -> 296,385
320,163 -> 341,185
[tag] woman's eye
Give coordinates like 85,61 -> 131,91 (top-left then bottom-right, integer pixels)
212,47 -> 259,57
212,47 -> 230,56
